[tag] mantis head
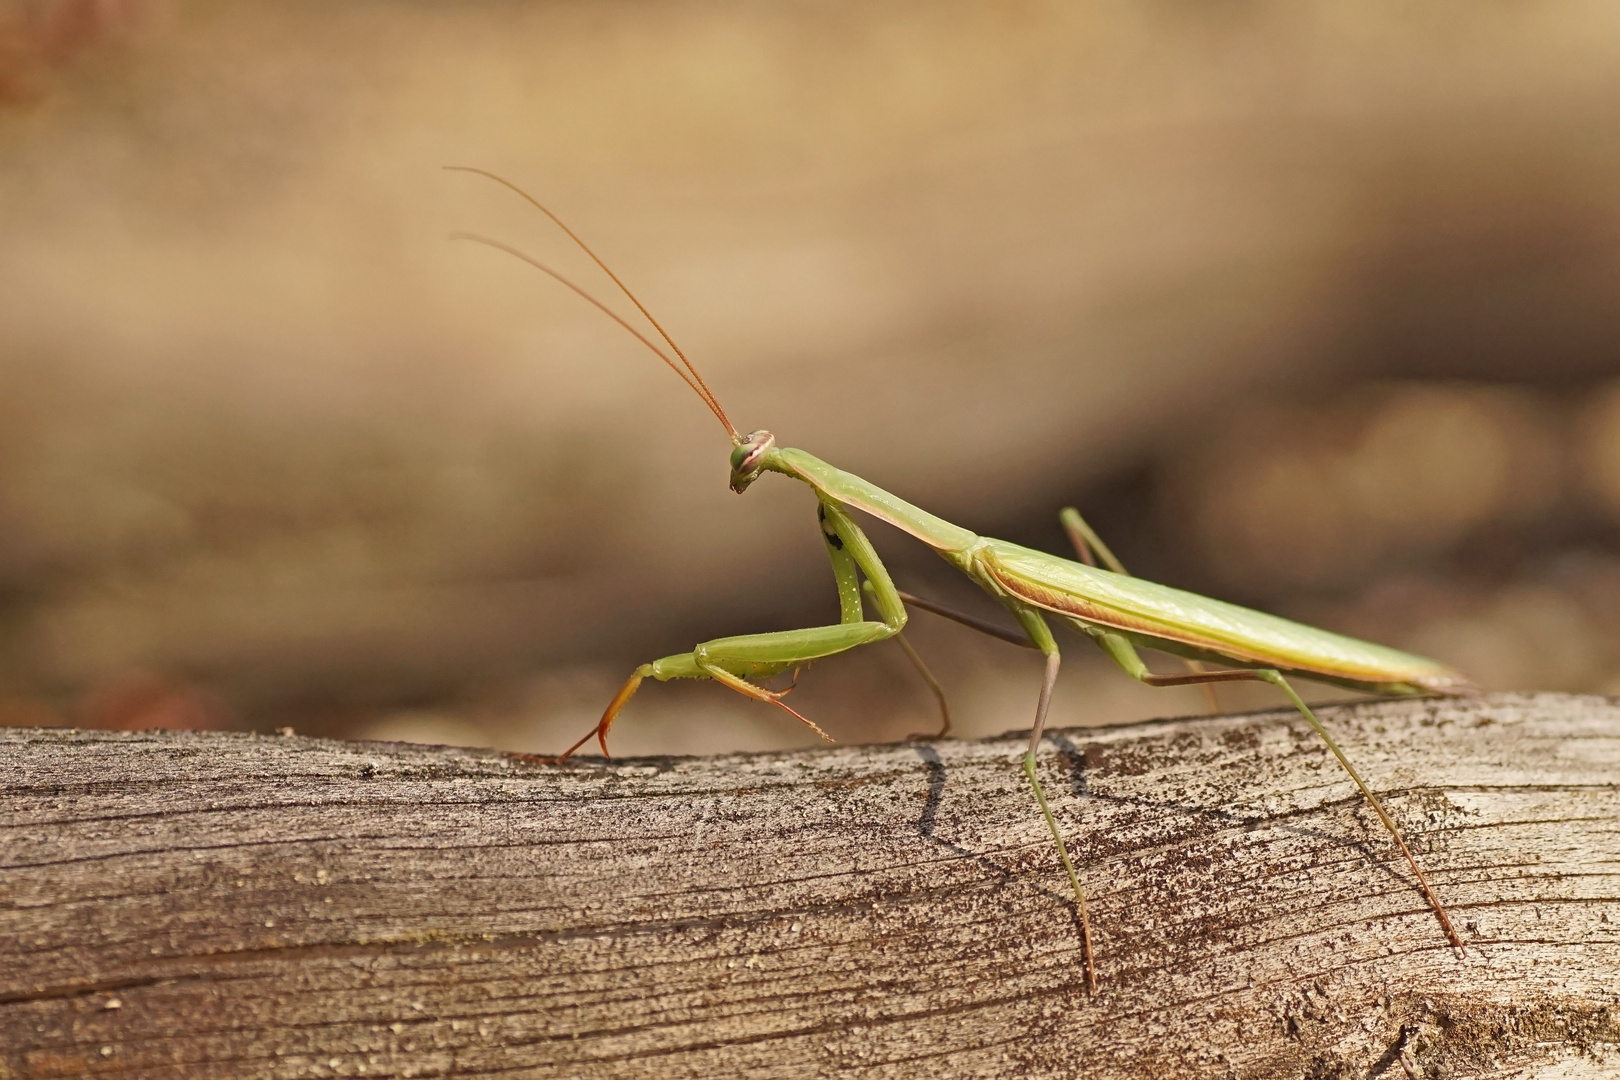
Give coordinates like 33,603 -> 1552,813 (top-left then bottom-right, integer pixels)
729,430 -> 776,493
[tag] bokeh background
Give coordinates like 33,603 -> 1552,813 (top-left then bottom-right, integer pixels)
4,0 -> 1620,756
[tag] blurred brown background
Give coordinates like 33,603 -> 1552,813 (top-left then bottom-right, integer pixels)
3,0 -> 1620,756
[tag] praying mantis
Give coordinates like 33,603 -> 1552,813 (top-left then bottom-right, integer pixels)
452,168 -> 1471,993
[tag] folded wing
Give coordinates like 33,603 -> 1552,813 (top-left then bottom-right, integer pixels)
981,539 -> 1469,694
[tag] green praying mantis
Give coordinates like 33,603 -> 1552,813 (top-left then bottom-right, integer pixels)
452,168 -> 1470,993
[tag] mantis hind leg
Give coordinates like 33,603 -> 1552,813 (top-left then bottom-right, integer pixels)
1089,630 -> 1466,953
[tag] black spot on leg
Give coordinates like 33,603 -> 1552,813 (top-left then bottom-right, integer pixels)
819,502 -> 844,548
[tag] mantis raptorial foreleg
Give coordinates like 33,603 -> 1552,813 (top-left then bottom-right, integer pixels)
553,496 -> 908,760
1086,629 -> 1466,952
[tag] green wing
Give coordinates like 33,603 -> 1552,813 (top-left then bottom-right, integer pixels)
981,539 -> 1468,693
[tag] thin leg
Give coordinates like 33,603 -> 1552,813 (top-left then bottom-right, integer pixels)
897,589 -> 1036,649
1060,507 -> 1127,575
1258,670 -> 1463,952
893,632 -> 952,738
860,579 -> 957,736
1090,630 -> 1465,953
896,586 -> 1099,986
1014,608 -> 1098,995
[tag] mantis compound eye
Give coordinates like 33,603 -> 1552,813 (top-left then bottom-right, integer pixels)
729,430 -> 776,493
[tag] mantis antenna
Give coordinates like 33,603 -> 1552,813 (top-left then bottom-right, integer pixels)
447,167 -> 737,440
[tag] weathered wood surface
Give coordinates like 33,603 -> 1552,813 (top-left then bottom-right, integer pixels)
3,692 -> 1618,1079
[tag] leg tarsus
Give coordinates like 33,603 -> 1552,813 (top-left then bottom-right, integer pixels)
763,694 -> 835,742
542,667 -> 647,762
764,693 -> 833,742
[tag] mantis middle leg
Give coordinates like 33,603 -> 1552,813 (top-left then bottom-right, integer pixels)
873,585 -> 1100,988
552,495 -> 909,760
1012,605 -> 1100,995
1086,628 -> 1465,952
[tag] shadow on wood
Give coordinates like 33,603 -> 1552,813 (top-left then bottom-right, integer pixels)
3,692 -> 1619,1078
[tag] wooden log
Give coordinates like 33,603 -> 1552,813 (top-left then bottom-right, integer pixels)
3,692 -> 1618,1078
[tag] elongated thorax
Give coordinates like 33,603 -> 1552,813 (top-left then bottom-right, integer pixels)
765,447 -> 979,553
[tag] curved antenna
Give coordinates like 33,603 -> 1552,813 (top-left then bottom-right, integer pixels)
452,233 -> 735,437
447,166 -> 736,439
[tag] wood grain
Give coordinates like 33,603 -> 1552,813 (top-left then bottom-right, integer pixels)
3,692 -> 1619,1078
